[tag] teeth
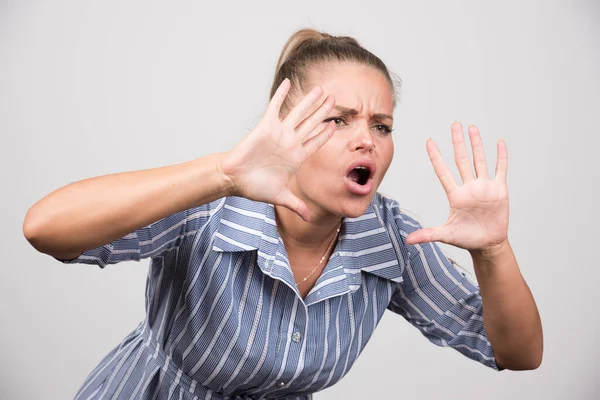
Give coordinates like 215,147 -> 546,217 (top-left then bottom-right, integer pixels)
355,166 -> 368,170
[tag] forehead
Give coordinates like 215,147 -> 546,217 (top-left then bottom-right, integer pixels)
305,62 -> 394,114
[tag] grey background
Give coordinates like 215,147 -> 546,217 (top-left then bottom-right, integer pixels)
1,0 -> 599,399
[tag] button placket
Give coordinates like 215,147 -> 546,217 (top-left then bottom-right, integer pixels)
268,295 -> 309,395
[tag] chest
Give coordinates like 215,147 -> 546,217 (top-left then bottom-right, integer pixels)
163,250 -> 396,396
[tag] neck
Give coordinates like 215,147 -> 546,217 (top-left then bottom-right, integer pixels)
274,205 -> 342,250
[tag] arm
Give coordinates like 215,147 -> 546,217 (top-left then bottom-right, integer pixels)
23,153 -> 233,260
388,223 -> 502,371
405,122 -> 543,371
24,79 -> 337,260
470,241 -> 542,370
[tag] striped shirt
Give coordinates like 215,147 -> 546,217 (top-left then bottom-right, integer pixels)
60,193 -> 501,400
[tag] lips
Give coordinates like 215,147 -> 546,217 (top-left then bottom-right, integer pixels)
344,158 -> 376,195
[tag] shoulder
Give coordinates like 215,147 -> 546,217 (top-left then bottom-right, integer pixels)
192,196 -> 267,230
202,196 -> 278,252
183,197 -> 228,228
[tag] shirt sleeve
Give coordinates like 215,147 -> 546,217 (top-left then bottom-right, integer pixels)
55,201 -> 219,268
387,208 -> 503,371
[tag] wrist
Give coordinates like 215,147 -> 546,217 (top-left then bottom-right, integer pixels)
215,152 -> 238,197
469,239 -> 518,282
469,239 -> 511,262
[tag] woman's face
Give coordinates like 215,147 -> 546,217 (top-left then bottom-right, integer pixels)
288,62 -> 395,219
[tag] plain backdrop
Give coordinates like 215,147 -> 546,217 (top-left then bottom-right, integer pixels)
2,0 -> 599,399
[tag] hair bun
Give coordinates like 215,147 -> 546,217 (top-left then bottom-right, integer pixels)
274,29 -> 361,78
269,28 -> 396,114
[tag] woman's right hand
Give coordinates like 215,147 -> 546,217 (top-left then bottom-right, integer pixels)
23,79 -> 334,258
219,78 -> 336,221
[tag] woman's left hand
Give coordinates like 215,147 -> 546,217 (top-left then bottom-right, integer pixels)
405,122 -> 509,254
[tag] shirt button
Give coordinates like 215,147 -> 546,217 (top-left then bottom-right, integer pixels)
277,381 -> 285,388
291,332 -> 303,342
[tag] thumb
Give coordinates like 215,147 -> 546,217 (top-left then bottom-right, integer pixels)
275,190 -> 311,222
406,226 -> 451,245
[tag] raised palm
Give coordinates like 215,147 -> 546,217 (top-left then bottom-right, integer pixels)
220,79 -> 336,221
406,122 -> 510,252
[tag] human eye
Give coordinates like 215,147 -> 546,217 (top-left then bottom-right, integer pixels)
373,124 -> 393,135
324,116 -> 348,127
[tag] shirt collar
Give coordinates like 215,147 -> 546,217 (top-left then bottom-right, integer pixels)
212,195 -> 403,300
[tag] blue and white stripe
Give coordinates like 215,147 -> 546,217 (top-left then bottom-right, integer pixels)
60,193 -> 501,400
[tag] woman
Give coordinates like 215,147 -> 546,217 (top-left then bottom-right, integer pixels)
23,29 -> 543,399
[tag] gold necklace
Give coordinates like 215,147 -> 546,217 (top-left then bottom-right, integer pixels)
296,223 -> 342,286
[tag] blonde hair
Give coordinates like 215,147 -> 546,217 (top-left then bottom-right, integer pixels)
270,28 -> 399,114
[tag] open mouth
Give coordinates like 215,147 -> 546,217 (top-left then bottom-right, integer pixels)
347,166 -> 371,186
344,159 -> 376,195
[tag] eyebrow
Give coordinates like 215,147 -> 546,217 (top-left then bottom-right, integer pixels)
334,105 -> 393,121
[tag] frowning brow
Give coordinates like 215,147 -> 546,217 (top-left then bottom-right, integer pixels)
334,105 -> 393,121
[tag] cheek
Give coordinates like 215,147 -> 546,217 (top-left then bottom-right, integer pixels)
379,141 -> 394,176
309,133 -> 345,162
296,149 -> 327,177
387,141 -> 395,163
296,139 -> 342,183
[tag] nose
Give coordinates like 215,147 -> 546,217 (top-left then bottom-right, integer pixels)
349,123 -> 374,152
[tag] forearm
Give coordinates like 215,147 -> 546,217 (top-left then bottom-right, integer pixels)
23,153 -> 233,259
470,240 -> 543,370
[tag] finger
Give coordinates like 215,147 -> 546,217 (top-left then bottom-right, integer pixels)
451,121 -> 475,183
495,139 -> 508,182
303,122 -> 327,143
426,138 -> 458,195
275,190 -> 311,222
468,125 -> 489,179
283,86 -> 324,128
296,95 -> 335,139
405,226 -> 451,245
265,78 -> 291,119
302,121 -> 336,156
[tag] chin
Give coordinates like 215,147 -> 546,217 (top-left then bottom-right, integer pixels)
338,195 -> 375,218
